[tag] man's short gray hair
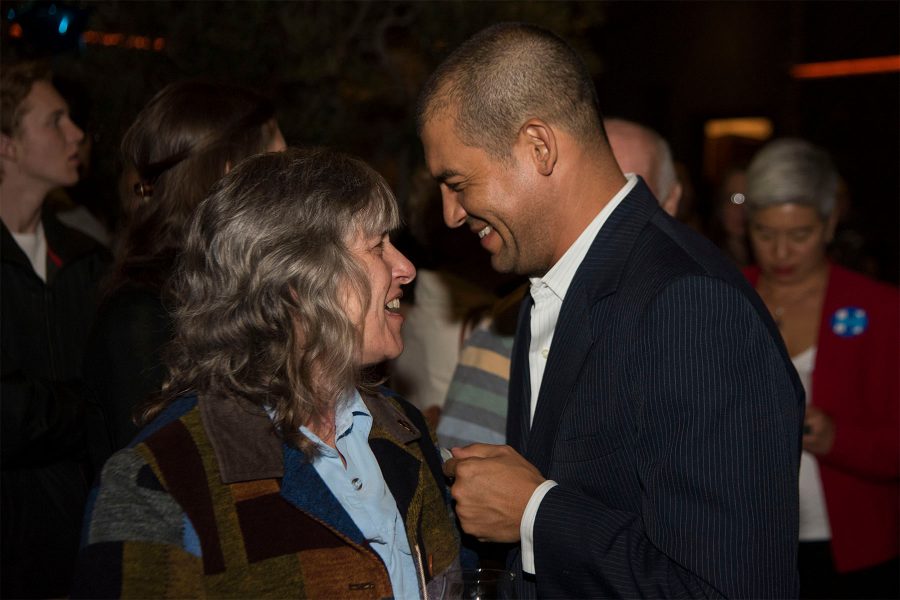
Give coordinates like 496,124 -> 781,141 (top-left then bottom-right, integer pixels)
416,22 -> 605,159
745,137 -> 838,219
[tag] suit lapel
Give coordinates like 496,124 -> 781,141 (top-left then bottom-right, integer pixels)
520,180 -> 660,475
507,294 -> 534,454
526,283 -> 597,474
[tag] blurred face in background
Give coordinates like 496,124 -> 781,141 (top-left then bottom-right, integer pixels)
748,203 -> 834,285
7,80 -> 84,190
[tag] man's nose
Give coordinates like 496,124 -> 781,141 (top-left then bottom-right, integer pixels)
442,191 -> 466,228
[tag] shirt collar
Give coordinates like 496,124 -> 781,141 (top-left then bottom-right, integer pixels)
201,388 -> 422,484
531,173 -> 637,302
299,390 -> 372,458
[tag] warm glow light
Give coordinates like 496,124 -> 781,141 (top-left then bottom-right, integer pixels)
125,35 -> 151,49
791,55 -> 900,79
9,22 -> 23,38
704,118 -> 773,140
81,30 -> 165,51
101,33 -> 123,46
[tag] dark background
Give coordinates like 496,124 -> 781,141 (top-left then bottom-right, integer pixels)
3,0 -> 897,282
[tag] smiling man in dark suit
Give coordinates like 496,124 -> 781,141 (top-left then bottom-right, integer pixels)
417,23 -> 804,598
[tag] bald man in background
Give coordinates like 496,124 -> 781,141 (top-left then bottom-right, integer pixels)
437,117 -> 682,448
604,118 -> 682,217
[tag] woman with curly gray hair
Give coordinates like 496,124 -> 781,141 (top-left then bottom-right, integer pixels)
73,148 -> 460,599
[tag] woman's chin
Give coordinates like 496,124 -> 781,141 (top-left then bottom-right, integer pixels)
382,345 -> 403,363
359,343 -> 404,368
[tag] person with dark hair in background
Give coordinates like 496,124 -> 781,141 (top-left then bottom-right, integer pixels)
418,23 -> 803,598
84,80 -> 286,457
73,148 -> 459,598
0,60 -> 109,598
743,138 -> 898,599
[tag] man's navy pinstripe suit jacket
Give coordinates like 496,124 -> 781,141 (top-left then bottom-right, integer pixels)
506,178 -> 804,599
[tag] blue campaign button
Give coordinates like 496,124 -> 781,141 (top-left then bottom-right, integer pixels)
831,306 -> 868,337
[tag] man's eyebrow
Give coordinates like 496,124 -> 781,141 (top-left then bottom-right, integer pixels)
434,169 -> 459,184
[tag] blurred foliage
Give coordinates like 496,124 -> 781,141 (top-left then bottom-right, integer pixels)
2,1 -> 609,226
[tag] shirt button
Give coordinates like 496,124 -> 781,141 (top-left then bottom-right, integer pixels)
351,477 -> 363,491
541,348 -> 549,359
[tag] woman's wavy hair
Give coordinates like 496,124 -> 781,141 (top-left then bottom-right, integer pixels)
141,147 -> 401,457
106,80 -> 278,296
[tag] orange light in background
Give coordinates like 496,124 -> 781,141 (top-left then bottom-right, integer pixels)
125,35 -> 150,49
702,117 -> 773,184
101,33 -> 123,46
9,22 -> 23,38
81,30 -> 165,51
791,55 -> 900,79
704,118 -> 773,141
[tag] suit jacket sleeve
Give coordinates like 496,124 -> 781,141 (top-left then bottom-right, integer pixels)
533,275 -> 801,598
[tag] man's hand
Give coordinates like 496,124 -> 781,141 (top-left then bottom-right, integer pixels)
803,405 -> 835,455
442,443 -> 545,542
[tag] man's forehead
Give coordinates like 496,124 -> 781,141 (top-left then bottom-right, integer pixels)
420,113 -> 457,165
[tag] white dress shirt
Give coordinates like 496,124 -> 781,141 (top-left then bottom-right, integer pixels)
520,174 -> 637,574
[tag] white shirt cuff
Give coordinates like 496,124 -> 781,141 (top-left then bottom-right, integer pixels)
519,480 -> 558,574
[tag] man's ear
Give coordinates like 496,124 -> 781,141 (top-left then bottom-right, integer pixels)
0,133 -> 18,161
519,119 -> 557,176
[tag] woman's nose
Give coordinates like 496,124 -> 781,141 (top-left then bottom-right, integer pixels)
391,246 -> 416,284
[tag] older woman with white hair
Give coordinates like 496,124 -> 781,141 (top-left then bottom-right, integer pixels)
73,148 -> 459,598
743,138 -> 898,598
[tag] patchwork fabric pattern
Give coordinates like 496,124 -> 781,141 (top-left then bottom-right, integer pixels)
74,393 -> 459,598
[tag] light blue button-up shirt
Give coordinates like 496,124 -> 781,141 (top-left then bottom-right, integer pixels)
297,391 -> 420,599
